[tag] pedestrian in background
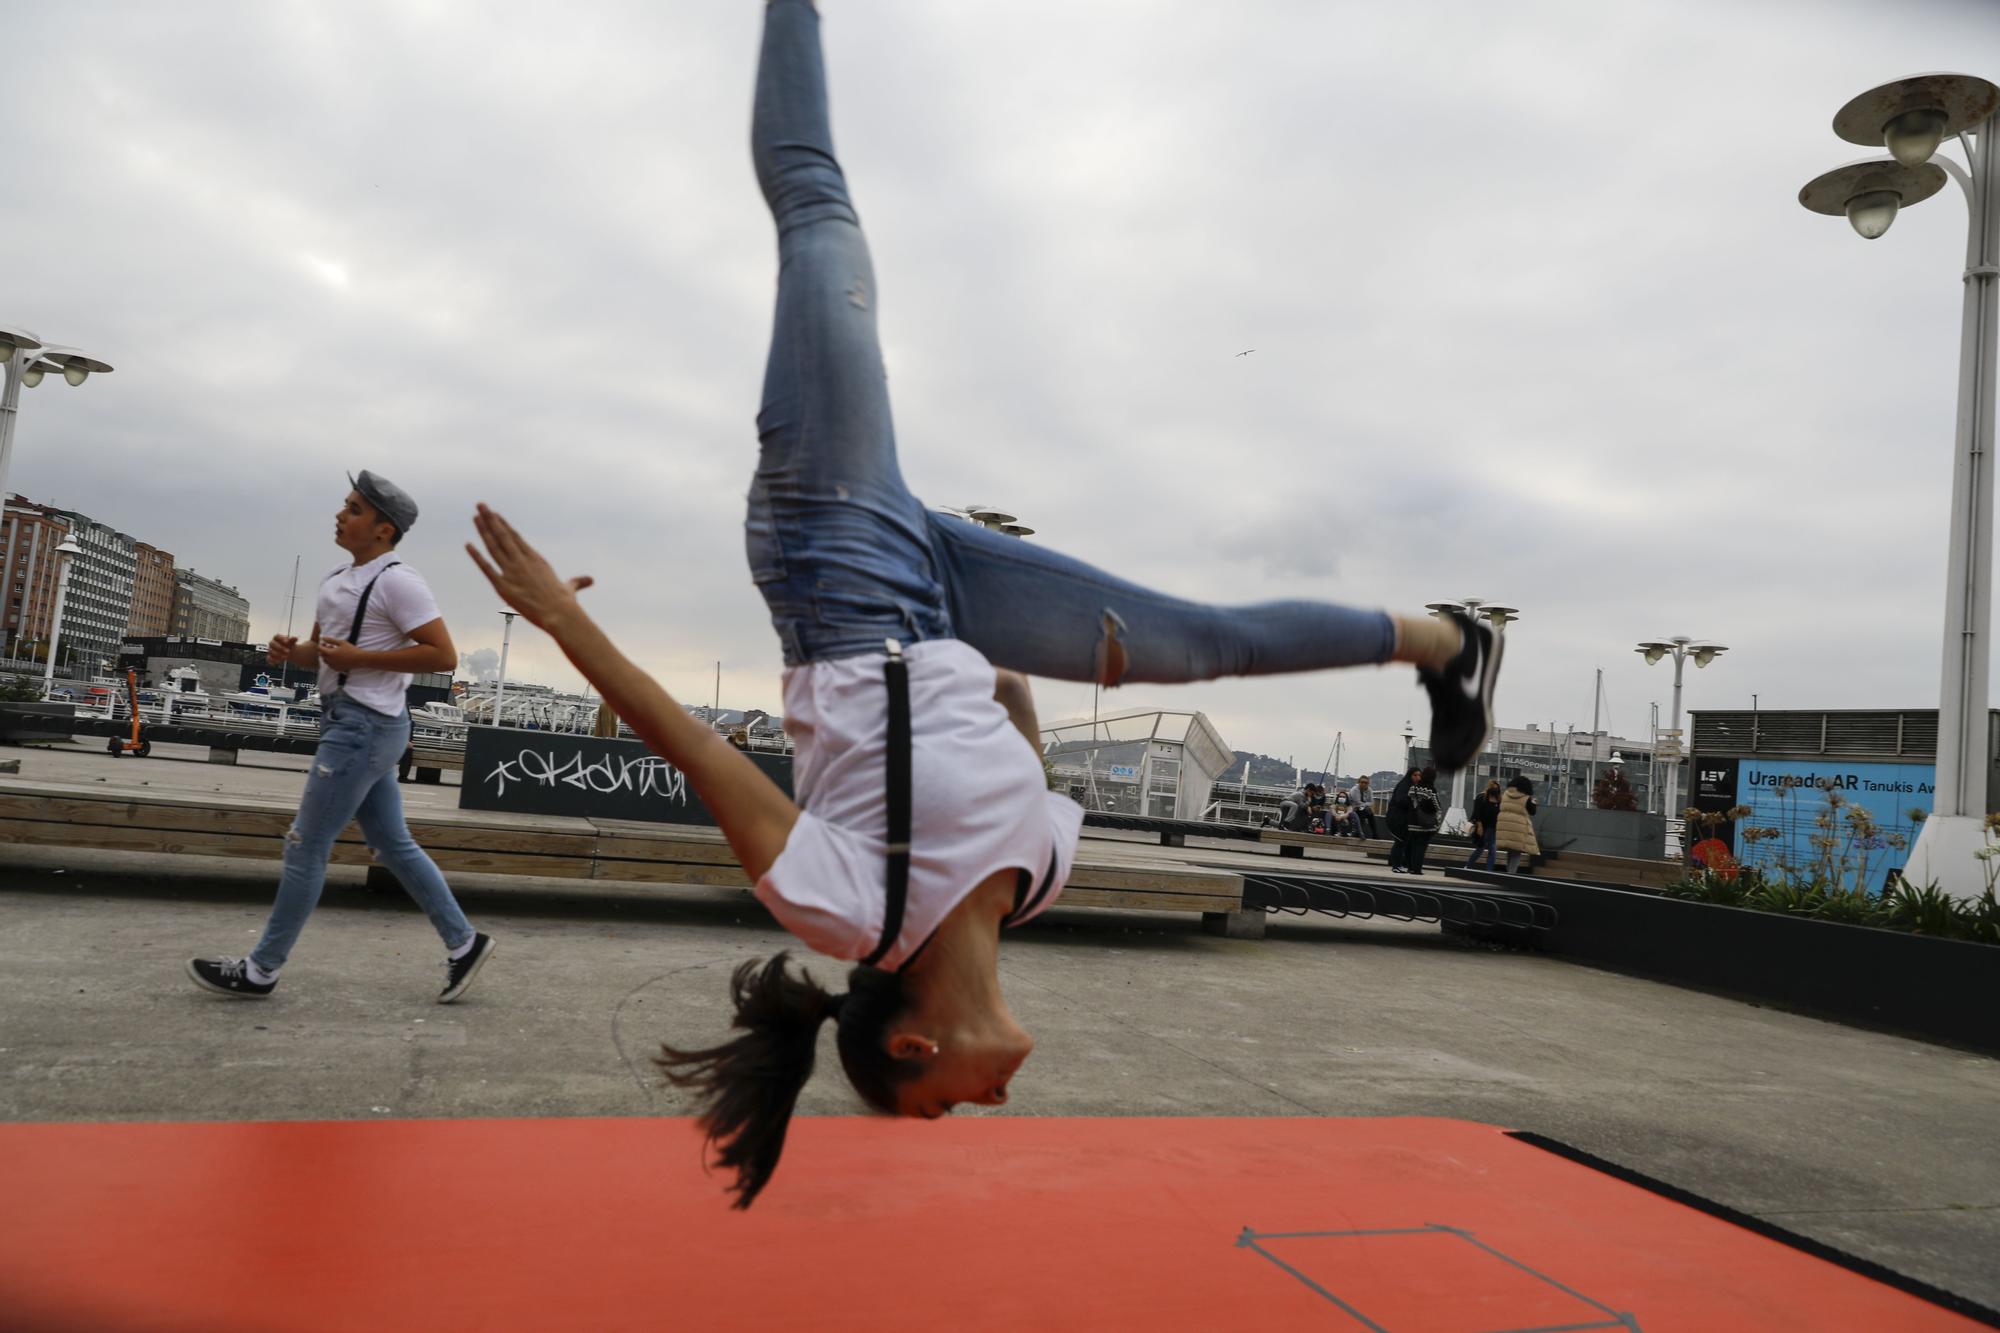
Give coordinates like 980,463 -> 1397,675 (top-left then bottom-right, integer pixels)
1496,774 -> 1541,873
1463,778 -> 1502,871
1401,765 -> 1443,875
1349,775 -> 1377,839
1384,766 -> 1419,871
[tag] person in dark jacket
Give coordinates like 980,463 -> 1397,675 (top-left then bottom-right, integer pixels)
1400,765 -> 1443,875
1276,783 -> 1312,832
1384,766 -> 1420,871
1463,778 -> 1502,871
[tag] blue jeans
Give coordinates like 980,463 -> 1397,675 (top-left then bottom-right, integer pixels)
748,0 -> 1396,679
251,693 -> 474,972
1463,827 -> 1497,871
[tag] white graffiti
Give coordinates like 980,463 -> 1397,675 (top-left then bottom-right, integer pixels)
483,747 -> 690,804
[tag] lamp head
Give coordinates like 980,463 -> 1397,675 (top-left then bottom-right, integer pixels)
0,325 -> 43,363
1831,73 -> 2000,160
1693,645 -> 1727,668
1798,157 -> 1946,239
1637,642 -> 1670,665
54,537 -> 82,557
36,347 -> 113,387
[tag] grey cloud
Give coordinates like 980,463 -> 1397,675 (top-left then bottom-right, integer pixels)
4,0 -> 1995,774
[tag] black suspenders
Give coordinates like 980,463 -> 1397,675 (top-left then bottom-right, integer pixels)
861,639 -> 912,969
335,562 -> 401,693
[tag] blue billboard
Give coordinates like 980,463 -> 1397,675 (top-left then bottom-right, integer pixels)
1694,757 -> 1934,888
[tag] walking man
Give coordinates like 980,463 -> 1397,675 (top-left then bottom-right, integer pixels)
189,473 -> 496,1001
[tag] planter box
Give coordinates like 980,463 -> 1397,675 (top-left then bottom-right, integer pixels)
1526,875 -> 2000,1054
0,702 -> 75,744
1535,807 -> 1667,860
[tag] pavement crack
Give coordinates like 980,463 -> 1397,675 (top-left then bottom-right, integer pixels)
609,962 -> 723,1102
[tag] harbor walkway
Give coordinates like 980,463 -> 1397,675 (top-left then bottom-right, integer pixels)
0,738 -> 1995,1317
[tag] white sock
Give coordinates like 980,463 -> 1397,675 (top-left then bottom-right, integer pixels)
245,958 -> 278,985
447,935 -> 479,961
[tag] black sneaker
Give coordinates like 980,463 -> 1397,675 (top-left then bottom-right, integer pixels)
1418,610 -> 1502,771
187,956 -> 276,998
439,933 -> 496,1004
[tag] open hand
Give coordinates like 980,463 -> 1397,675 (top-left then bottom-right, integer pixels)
316,637 -> 363,672
268,634 -> 300,666
467,503 -> 595,633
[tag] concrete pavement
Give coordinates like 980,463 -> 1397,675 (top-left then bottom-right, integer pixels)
1,739 -> 1996,1309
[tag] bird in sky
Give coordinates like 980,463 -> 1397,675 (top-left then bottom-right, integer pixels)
1235,349 -> 1255,357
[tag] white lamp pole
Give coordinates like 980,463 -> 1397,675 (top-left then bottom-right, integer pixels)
1424,598 -> 1519,832
1637,637 -> 1727,840
40,536 -> 82,700
1800,73 -> 2000,896
0,327 -> 115,506
492,610 -> 518,728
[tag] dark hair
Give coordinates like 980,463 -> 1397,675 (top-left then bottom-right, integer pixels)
1510,774 -> 1535,794
1420,765 -> 1437,784
357,496 -> 403,547
656,953 -> 920,1209
1484,779 -> 1502,794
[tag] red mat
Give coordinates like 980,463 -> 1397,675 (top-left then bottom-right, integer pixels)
0,1116 -> 1982,1332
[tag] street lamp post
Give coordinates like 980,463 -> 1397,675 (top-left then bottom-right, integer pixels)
1401,720 -> 1415,770
492,610 -> 519,728
1637,637 -> 1727,843
0,326 -> 115,505
1800,73 -> 2000,896
40,536 -> 82,700
1424,598 -> 1519,832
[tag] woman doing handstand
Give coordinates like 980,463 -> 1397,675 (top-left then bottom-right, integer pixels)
467,0 -> 1502,1208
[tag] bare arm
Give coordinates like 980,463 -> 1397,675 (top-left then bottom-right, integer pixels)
467,504 -> 799,879
993,669 -> 1042,753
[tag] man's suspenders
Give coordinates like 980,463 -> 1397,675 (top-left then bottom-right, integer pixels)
335,562 -> 401,693
861,639 -> 912,969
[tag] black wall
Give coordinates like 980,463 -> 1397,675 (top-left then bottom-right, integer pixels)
457,727 -> 793,824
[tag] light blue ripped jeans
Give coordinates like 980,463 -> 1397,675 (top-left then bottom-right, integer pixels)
748,0 -> 1397,678
251,692 -> 474,973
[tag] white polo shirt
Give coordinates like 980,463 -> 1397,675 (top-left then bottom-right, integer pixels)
314,553 -> 442,717
755,639 -> 1084,972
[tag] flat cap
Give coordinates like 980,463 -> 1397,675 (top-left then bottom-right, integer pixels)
348,470 -> 419,536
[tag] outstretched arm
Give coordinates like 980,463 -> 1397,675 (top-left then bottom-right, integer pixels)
467,505 -> 800,879
993,669 -> 1042,754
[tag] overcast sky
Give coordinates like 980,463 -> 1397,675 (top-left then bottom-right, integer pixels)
6,0 -> 1998,776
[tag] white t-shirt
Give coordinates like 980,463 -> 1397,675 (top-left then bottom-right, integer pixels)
755,638 -> 1084,972
314,553 -> 443,717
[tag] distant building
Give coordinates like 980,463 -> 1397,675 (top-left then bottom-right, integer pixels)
1040,707 -> 1234,821
1412,722 -> 1661,812
0,495 -> 75,661
172,569 -> 251,643
127,542 -> 176,637
39,505 -> 137,674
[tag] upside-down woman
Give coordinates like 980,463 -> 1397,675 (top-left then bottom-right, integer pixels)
466,0 -> 1501,1208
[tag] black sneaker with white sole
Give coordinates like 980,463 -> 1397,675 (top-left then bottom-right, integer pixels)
187,956 -> 276,998
439,932 -> 496,1004
1418,610 -> 1503,771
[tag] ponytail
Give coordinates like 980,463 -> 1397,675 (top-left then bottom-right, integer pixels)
656,953 -> 923,1209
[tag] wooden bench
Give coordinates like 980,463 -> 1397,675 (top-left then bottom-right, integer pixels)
0,777 -> 1255,935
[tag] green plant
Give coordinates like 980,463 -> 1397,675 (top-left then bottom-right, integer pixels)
1813,887 -> 1886,927
1882,880 -> 1963,936
0,675 -> 46,703
1744,879 -> 1825,916
1962,887 -> 2000,946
